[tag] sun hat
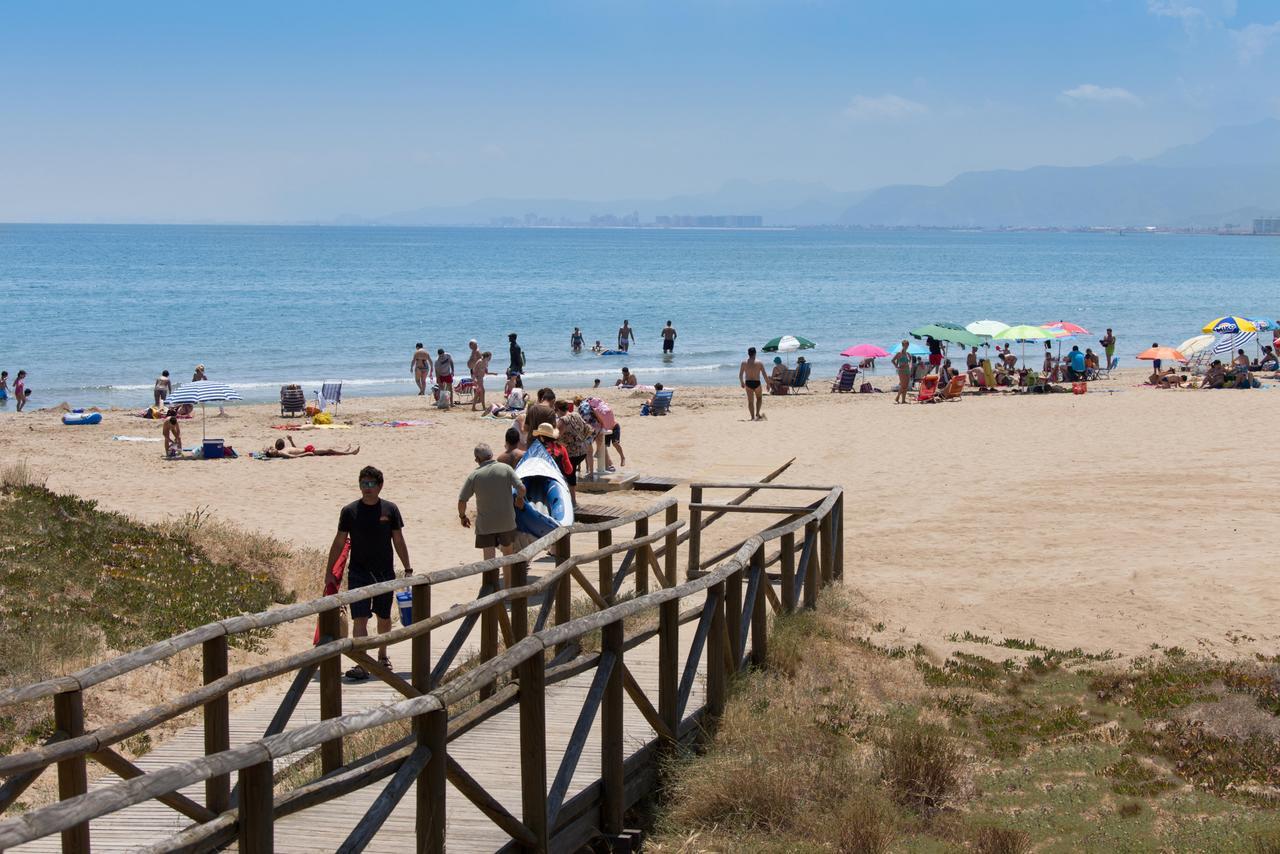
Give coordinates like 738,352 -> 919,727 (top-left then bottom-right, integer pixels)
532,423 -> 559,439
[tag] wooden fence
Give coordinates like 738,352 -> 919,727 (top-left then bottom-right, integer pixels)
0,482 -> 843,853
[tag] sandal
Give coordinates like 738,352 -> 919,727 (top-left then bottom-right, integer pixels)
378,655 -> 392,671
344,665 -> 369,681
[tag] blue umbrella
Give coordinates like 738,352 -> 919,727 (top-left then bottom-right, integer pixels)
887,341 -> 930,357
165,381 -> 242,440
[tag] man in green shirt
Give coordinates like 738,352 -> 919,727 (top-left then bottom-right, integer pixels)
459,443 -> 527,575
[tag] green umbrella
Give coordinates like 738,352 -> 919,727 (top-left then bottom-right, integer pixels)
762,334 -> 816,353
909,323 -> 985,348
993,324 -> 1056,369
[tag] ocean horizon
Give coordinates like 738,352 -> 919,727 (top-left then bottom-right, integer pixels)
3,223 -> 1276,408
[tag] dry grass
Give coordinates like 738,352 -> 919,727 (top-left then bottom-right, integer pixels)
877,720 -> 963,813
971,824 -> 1032,854
1,458 -> 45,489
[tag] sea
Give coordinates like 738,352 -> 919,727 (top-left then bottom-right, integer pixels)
1,224 -> 1277,408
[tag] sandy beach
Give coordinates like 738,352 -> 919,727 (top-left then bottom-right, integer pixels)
2,369 -> 1276,662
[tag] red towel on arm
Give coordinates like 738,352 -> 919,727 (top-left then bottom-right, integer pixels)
314,538 -> 350,645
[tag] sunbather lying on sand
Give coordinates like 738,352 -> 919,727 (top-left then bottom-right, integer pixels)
1157,374 -> 1189,388
265,437 -> 360,458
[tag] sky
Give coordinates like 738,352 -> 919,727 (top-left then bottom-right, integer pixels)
2,0 -> 1279,223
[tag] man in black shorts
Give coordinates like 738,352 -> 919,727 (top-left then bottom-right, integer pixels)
661,320 -> 677,354
327,465 -> 412,680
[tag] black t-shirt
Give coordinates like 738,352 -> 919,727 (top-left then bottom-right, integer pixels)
927,337 -> 942,356
338,498 -> 404,575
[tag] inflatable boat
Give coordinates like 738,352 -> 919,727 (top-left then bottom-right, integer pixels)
599,349 -> 627,356
514,440 -> 574,538
62,411 -> 102,426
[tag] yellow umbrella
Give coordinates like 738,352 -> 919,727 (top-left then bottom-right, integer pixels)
1202,316 -> 1258,335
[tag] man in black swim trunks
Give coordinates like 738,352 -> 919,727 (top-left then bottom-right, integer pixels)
661,320 -> 677,354
739,346 -> 769,421
326,465 -> 413,680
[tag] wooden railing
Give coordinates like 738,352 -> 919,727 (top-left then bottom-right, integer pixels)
0,482 -> 843,853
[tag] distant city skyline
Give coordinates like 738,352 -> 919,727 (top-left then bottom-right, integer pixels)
2,1 -> 1279,223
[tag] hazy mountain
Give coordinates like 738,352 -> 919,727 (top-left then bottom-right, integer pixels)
839,119 -> 1280,228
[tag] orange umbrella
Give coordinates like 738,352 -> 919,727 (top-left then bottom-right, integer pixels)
1136,346 -> 1188,363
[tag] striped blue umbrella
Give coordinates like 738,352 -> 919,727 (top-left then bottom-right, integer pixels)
165,381 -> 241,440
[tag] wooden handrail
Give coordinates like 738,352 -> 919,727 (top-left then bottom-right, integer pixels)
0,485 -> 843,852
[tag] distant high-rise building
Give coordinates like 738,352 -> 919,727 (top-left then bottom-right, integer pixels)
655,214 -> 763,228
1253,218 -> 1280,234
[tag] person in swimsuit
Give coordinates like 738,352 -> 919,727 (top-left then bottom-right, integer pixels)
411,343 -> 432,395
192,365 -> 207,382
435,348 -> 455,404
508,333 -> 526,376
615,367 -> 638,388
926,336 -> 943,373
471,350 -> 493,412
162,413 -> 183,458
591,341 -> 604,354
892,341 -> 911,404
14,371 -> 27,412
738,347 -> 769,421
661,321 -> 677,354
266,437 -> 361,458
617,320 -> 635,353
497,426 -> 524,468
1100,329 -> 1116,370
571,327 -> 585,353
0,371 -> 8,402
154,370 -> 172,407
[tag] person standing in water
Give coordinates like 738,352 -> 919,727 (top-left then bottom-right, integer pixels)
738,348 -> 768,421
14,371 -> 28,412
153,370 -> 172,407
192,364 -> 207,382
660,321 -> 677,355
570,327 -> 585,353
508,333 -> 525,376
411,343 -> 432,395
617,320 -> 635,353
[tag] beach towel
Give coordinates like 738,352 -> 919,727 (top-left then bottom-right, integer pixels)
314,538 -> 350,644
361,419 -> 435,428
112,435 -> 162,442
586,397 -> 616,430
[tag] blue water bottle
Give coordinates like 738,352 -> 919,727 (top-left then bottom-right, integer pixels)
396,588 -> 414,626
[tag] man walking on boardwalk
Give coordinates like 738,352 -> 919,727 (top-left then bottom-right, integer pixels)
327,466 -> 413,680
459,443 -> 527,587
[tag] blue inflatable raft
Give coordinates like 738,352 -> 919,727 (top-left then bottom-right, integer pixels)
514,440 -> 574,538
62,412 -> 102,426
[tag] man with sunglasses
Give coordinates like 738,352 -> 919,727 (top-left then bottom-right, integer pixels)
328,465 -> 412,680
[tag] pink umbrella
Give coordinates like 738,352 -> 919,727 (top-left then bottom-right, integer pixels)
1043,321 -> 1090,335
840,343 -> 891,359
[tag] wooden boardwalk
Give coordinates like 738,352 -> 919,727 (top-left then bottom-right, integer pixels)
13,602 -> 707,853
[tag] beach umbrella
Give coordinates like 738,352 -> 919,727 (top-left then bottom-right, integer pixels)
909,323 -> 984,348
1202,316 -> 1257,335
762,334 -> 816,353
993,324 -> 1056,367
1247,317 -> 1277,331
886,340 -> 930,357
1176,334 -> 1215,358
1136,346 -> 1188,364
165,380 -> 242,441
840,343 -> 890,359
1043,321 -> 1091,336
966,320 -> 1009,338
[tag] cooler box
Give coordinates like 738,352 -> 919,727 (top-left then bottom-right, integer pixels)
202,439 -> 226,459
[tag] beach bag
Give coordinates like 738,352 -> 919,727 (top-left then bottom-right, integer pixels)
859,382 -> 874,394
587,397 -> 616,430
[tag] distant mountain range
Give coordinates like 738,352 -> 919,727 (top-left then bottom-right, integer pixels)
355,119 -> 1280,229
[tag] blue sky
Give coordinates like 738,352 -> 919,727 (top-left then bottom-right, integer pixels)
1,0 -> 1278,222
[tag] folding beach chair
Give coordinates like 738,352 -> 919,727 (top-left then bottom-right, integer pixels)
649,389 -> 674,415
830,364 -> 858,392
915,375 -> 939,403
939,375 -> 966,401
280,384 -> 306,417
315,382 -> 343,416
1101,356 -> 1119,378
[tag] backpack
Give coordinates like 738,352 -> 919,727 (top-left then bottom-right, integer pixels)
587,397 -> 616,430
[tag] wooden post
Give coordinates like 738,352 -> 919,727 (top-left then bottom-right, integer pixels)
634,516 -> 650,595
725,568 -> 743,670
53,690 -> 89,853
318,608 -> 343,774
417,706 -> 447,853
688,486 -> 703,578
511,560 -> 530,683
780,531 -> 796,613
803,521 -> 819,610
751,545 -> 768,668
819,511 -> 834,587
237,759 -> 274,853
834,494 -> 845,581
598,528 -> 613,604
481,567 -> 500,701
707,585 -> 727,719
412,582 -> 432,692
518,651 -> 549,852
201,635 -> 230,815
554,534 -> 572,657
659,500 -> 681,740
601,620 -> 625,835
